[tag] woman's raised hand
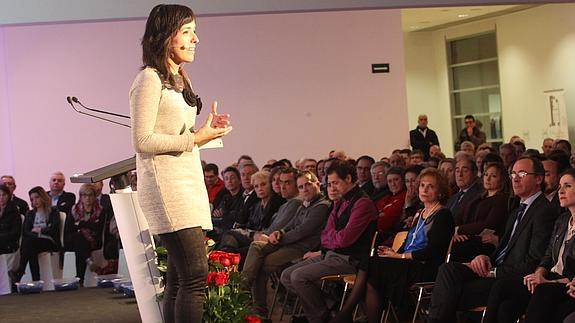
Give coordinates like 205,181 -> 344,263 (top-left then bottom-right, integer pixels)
195,101 -> 232,145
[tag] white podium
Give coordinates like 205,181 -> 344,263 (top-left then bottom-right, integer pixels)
110,192 -> 164,323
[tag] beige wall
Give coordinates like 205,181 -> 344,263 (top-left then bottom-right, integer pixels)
404,3 -> 575,156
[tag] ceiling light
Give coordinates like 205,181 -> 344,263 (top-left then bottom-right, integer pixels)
458,14 -> 469,18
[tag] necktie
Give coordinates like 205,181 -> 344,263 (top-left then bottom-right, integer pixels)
495,203 -> 528,265
450,191 -> 465,211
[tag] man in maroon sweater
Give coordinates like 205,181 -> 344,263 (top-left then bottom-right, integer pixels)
280,159 -> 378,323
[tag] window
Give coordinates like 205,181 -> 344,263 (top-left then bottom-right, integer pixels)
448,32 -> 502,146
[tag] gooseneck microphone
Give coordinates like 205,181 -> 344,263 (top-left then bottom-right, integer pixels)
66,96 -> 130,128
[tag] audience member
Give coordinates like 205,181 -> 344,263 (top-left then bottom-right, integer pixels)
410,150 -> 425,166
484,168 -> 575,323
356,155 -> 376,196
429,145 -> 443,159
500,143 -> 519,170
460,141 -> 476,157
242,171 -> 331,317
409,114 -> 440,160
370,161 -> 391,201
439,158 -> 458,197
209,166 -> 244,240
456,114 -> 487,150
1,175 -> 29,215
542,137 -> 555,157
445,155 -> 483,221
69,184 -> 105,284
280,159 -> 377,323
542,157 -> 561,212
450,162 -> 510,262
398,165 -> 425,230
237,155 -> 255,168
316,159 -> 325,181
268,166 -> 284,195
427,157 -> 557,323
0,185 -> 22,256
204,163 -> 225,204
48,171 -> 76,216
512,140 -> 526,156
389,153 -> 406,169
331,150 -> 347,161
554,139 -> 572,156
236,163 -> 260,227
10,186 -> 62,283
303,158 -> 318,175
375,167 -> 407,241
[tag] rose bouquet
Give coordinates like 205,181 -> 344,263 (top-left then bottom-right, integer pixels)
203,250 -> 259,323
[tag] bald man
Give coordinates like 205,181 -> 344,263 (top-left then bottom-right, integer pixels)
409,114 -> 440,160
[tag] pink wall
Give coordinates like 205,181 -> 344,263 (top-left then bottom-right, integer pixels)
0,9 -> 408,195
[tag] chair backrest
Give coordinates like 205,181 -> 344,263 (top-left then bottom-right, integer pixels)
59,212 -> 66,247
392,231 -> 408,252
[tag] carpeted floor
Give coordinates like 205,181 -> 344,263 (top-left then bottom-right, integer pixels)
0,287 -> 141,323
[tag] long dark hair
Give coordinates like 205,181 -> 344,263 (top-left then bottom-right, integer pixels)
141,4 -> 195,88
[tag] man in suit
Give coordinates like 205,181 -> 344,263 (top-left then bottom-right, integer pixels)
409,114 -> 440,160
48,171 -> 76,215
445,154 -> 483,220
356,155 -> 375,196
428,156 -> 557,323
1,175 -> 29,215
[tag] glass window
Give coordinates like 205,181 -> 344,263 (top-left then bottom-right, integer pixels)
448,32 -> 503,146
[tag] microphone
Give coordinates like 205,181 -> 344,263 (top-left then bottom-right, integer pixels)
72,96 -> 130,119
66,96 -> 130,128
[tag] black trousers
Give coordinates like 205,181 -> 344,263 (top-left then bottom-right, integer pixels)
18,236 -> 58,281
484,277 -> 531,323
69,231 -> 96,283
159,227 -> 208,323
524,283 -> 575,323
428,262 -> 496,323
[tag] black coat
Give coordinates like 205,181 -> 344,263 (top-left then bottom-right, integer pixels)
491,193 -> 557,278
409,127 -> 440,159
23,207 -> 62,249
539,211 -> 575,280
52,191 -> 76,215
0,201 -> 22,254
445,181 -> 483,221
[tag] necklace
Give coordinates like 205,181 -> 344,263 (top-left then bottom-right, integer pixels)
407,201 -> 441,249
421,201 -> 440,219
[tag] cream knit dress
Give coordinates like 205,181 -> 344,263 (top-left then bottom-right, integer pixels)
129,67 -> 212,235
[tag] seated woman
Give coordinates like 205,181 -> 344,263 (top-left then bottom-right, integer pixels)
485,168 -> 575,323
218,171 -> 284,253
0,185 -> 22,256
331,168 -> 455,323
10,186 -> 61,282
70,184 -> 105,283
375,167 -> 407,243
450,162 -> 510,262
397,165 -> 424,231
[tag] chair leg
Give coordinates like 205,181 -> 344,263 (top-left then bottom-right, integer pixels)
339,282 -> 349,311
268,281 -> 280,319
411,286 -> 424,323
481,308 -> 486,323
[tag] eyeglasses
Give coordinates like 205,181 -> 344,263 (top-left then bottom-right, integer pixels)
80,193 -> 95,197
509,171 -> 538,179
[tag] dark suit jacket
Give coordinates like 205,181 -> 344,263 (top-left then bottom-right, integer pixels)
52,191 -> 76,215
0,201 -> 22,254
491,193 -> 557,278
409,127 -> 440,159
445,181 -> 483,221
12,195 -> 30,216
23,207 -> 62,250
359,180 -> 375,197
539,211 -> 575,280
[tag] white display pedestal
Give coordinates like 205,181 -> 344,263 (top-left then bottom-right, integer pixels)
110,192 -> 164,323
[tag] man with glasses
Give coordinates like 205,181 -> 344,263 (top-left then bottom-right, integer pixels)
370,161 -> 391,201
428,156 -> 557,323
456,114 -> 487,151
356,155 -> 375,196
409,114 -> 440,160
242,171 -> 331,318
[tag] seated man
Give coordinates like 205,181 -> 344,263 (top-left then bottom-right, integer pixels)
209,166 -> 244,241
204,163 -> 225,204
280,159 -> 378,323
369,161 -> 390,201
445,154 -> 483,221
1,175 -> 29,215
428,157 -> 557,323
356,155 -> 376,196
242,171 -> 331,317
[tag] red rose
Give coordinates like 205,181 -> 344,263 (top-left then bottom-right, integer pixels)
244,315 -> 262,323
230,253 -> 241,265
206,272 -> 217,285
214,272 -> 229,286
219,256 -> 231,267
208,251 -> 224,262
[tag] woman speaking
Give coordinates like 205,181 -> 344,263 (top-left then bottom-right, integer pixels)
130,4 -> 232,322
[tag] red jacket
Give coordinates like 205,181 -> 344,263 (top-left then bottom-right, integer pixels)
206,178 -> 225,204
